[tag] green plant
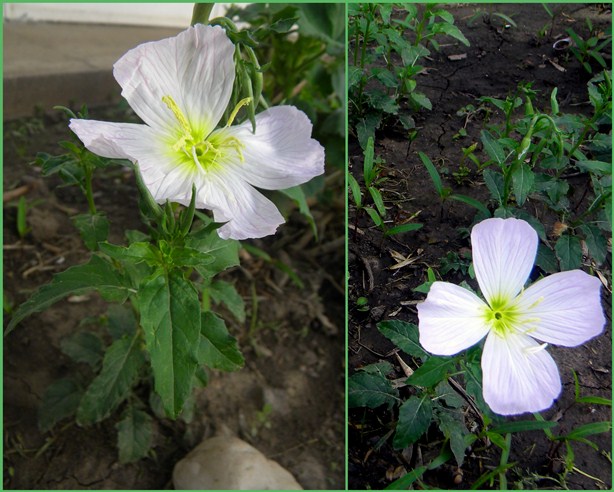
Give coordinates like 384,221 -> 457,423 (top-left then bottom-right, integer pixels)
349,3 -> 469,148
567,22 -> 612,74
476,72 -> 612,271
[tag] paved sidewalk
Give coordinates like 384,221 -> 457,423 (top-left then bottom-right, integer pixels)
4,21 -> 182,120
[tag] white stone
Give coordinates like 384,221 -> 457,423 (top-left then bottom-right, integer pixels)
173,435 -> 303,490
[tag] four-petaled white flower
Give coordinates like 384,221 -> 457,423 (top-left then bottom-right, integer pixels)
417,217 -> 605,415
70,24 -> 325,240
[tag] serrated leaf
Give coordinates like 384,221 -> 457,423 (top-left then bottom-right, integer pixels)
348,371 -> 398,409
6,255 -> 131,334
116,406 -> 154,464
555,234 -> 583,271
76,334 -> 145,425
512,162 -> 535,206
139,270 -> 201,418
407,356 -> 456,388
72,213 -> 109,251
359,361 -> 394,377
208,280 -> 246,323
377,320 -> 427,359
393,395 -> 433,448
99,241 -> 158,265
198,311 -> 244,371
60,331 -> 104,368
186,219 -> 240,279
39,378 -> 83,432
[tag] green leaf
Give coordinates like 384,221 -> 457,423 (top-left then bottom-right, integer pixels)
377,320 -> 427,359
6,255 -> 131,334
99,241 -> 158,265
430,22 -> 470,46
60,331 -> 104,368
198,311 -> 245,371
436,407 -> 469,466
116,406 -> 154,464
512,162 -> 535,206
384,466 -> 427,490
576,396 -> 612,406
106,304 -> 137,340
575,160 -> 612,175
407,356 -> 456,388
449,194 -> 491,217
348,174 -> 363,208
209,280 -> 246,323
359,361 -> 394,376
555,234 -> 583,271
564,421 -> 612,441
139,270 -> 201,418
483,169 -> 505,205
38,378 -> 83,432
480,130 -> 506,165
435,381 -> 464,408
579,224 -> 608,265
393,395 -> 433,448
187,219 -> 240,279
491,420 -> 558,434
410,92 -> 432,110
278,185 -> 317,238
76,334 -> 145,425
385,222 -> 423,236
72,213 -> 109,251
368,186 -> 386,217
418,152 -> 443,196
363,136 -> 375,187
348,371 -> 398,409
365,207 -> 383,226
535,244 -> 558,273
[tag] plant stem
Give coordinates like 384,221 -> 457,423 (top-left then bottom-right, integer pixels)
499,433 -> 512,489
191,3 -> 214,26
84,168 -> 97,215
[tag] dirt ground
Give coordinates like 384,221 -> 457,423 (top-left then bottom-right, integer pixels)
3,104 -> 345,489
349,3 -> 612,490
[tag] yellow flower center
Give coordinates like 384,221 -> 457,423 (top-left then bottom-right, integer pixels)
483,297 -> 521,338
162,95 -> 251,172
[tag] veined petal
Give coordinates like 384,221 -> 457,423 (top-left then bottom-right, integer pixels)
221,106 -> 325,190
514,270 -> 605,346
418,282 -> 491,356
70,119 -> 163,168
482,331 -> 561,415
472,218 -> 538,306
113,24 -> 234,135
193,176 -> 284,240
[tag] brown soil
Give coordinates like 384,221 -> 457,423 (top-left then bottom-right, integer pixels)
349,4 -> 612,490
3,105 -> 345,489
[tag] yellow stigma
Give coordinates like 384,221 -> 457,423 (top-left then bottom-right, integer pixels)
483,297 -> 521,337
161,95 -> 246,172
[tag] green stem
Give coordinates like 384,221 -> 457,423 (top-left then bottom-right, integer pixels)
499,433 -> 512,489
84,168 -> 97,215
191,3 -> 215,26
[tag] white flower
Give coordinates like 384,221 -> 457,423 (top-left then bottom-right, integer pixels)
69,24 -> 325,240
417,217 -> 605,415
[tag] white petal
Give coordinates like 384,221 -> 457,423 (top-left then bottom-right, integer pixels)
194,176 -> 284,240
113,24 -> 234,135
417,282 -> 491,356
221,106 -> 325,190
70,119 -> 170,184
482,331 -> 561,415
515,270 -> 605,346
472,218 -> 538,306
